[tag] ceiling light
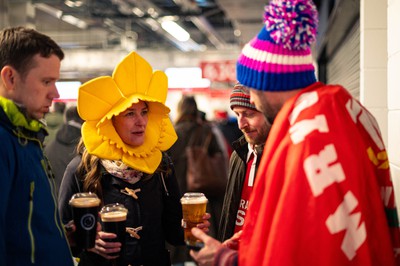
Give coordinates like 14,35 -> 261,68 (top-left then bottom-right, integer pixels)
104,18 -> 114,26
64,0 -> 83,8
234,29 -> 241,37
132,7 -> 144,17
62,15 -> 87,29
145,18 -> 160,31
34,3 -> 63,19
161,20 -> 190,42
147,8 -> 159,18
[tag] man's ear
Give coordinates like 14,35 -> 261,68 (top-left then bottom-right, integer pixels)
1,66 -> 17,91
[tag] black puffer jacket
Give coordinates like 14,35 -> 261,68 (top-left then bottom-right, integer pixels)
58,153 -> 184,266
217,136 -> 264,242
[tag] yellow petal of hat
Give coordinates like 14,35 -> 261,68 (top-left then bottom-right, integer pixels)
77,51 -> 177,174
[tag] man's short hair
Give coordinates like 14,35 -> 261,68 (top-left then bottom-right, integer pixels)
0,27 -> 64,80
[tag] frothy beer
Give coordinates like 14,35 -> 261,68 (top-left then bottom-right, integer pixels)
69,193 -> 101,249
100,211 -> 127,222
100,204 -> 128,257
70,197 -> 101,208
180,193 -> 208,250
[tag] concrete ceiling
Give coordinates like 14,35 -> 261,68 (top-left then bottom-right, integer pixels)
4,0 -> 322,53
16,0 -> 266,53
1,0 -> 322,79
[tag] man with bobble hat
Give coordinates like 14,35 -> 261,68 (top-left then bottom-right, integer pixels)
218,83 -> 271,242
189,0 -> 400,265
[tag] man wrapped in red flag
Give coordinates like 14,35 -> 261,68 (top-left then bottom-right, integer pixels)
189,0 -> 400,265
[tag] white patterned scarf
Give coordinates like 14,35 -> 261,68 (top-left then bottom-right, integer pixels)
100,159 -> 143,184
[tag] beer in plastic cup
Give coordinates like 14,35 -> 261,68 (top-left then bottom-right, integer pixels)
180,192 -> 208,250
100,203 -> 128,256
69,192 -> 101,249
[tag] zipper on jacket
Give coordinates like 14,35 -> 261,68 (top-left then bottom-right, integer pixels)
160,172 -> 169,196
28,181 -> 35,264
41,158 -> 64,237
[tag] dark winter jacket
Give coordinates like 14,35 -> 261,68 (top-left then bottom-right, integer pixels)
58,153 -> 184,266
0,98 -> 73,266
217,136 -> 264,242
45,121 -> 82,195
167,119 -> 226,263
168,120 -> 222,193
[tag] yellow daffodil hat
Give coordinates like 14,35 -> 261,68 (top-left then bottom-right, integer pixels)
77,51 -> 177,174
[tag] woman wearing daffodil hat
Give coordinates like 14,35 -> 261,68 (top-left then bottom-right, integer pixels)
58,52 -> 184,266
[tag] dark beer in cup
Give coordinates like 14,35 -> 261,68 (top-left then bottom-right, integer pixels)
100,203 -> 128,256
69,192 -> 101,249
180,192 -> 208,250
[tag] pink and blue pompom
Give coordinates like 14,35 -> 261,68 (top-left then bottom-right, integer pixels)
264,0 -> 318,50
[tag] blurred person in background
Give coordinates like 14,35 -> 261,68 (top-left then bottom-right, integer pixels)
44,101 -> 66,146
168,95 -> 227,265
217,83 -> 270,242
0,26 -> 73,266
45,105 -> 84,195
58,52 -> 186,266
190,0 -> 400,265
213,109 -> 243,158
199,108 -> 230,163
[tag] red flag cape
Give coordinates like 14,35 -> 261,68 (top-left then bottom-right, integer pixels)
239,82 -> 400,266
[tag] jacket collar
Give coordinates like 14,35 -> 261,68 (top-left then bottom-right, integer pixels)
0,96 -> 47,142
232,135 -> 265,162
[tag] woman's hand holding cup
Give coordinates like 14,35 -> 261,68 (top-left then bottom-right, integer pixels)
88,231 -> 121,259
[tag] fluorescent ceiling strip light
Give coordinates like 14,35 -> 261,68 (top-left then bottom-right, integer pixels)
61,15 -> 87,29
34,3 -> 63,19
64,0 -> 83,8
161,20 -> 190,42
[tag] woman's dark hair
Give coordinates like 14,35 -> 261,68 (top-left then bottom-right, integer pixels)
175,95 -> 199,124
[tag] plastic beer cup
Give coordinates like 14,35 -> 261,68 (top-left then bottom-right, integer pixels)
69,192 -> 101,249
100,203 -> 128,257
180,192 -> 208,250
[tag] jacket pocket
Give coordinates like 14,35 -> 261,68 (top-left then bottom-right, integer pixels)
28,181 -> 35,264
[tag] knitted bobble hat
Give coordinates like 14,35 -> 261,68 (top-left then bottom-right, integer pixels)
230,83 -> 257,111
236,0 -> 318,92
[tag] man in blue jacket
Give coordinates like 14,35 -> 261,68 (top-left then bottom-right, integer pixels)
0,26 -> 74,265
